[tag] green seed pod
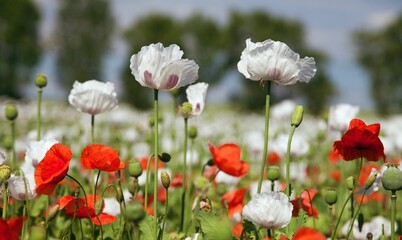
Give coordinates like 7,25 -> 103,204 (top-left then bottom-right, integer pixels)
94,198 -> 104,216
5,102 -> 18,121
179,102 -> 193,118
346,176 -> 355,191
188,126 -> 198,139
0,165 -> 12,185
161,171 -> 170,189
126,202 -> 146,223
30,226 -> 46,240
267,166 -> 280,181
128,159 -> 143,178
35,73 -> 47,88
325,188 -> 338,205
382,164 -> 402,191
291,105 -> 304,127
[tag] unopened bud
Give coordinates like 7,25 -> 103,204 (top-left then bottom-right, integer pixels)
267,166 -> 280,181
365,173 -> 378,190
94,198 -> 104,216
346,176 -> 355,191
189,126 -> 198,139
0,165 -> 12,185
160,152 -> 171,163
382,164 -> 402,191
48,205 -> 60,222
325,188 -> 338,205
128,159 -> 143,178
35,73 -> 47,88
161,171 -> 170,189
5,102 -> 18,121
128,178 -> 139,195
291,105 -> 304,127
126,202 -> 146,222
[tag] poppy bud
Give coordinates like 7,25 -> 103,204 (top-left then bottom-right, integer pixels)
206,159 -> 214,166
366,232 -> 373,240
128,178 -> 139,195
35,73 -> 47,88
94,198 -> 104,216
3,136 -> 12,150
346,176 -> 355,191
160,152 -> 171,163
179,102 -> 193,118
48,205 -> 60,222
148,116 -> 155,127
291,105 -> 304,127
161,171 -> 170,189
0,165 -> 12,185
30,226 -> 46,240
189,126 -> 198,139
382,164 -> 402,191
128,159 -> 143,178
358,213 -> 364,232
267,166 -> 280,181
126,202 -> 146,222
5,102 -> 18,121
325,188 -> 337,205
365,173 -> 378,190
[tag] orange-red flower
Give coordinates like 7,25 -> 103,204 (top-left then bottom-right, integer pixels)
208,143 -> 249,177
333,119 -> 385,162
221,188 -> 247,219
293,227 -> 326,240
0,217 -> 24,240
291,189 -> 318,218
35,143 -> 72,195
80,144 -> 124,172
57,194 -> 116,225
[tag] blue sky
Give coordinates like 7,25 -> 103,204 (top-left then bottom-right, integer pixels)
32,0 -> 402,110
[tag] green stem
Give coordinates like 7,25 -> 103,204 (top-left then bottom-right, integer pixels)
390,190 -> 396,240
285,126 -> 296,197
2,183 -> 8,219
346,188 -> 367,238
91,115 -> 95,144
11,121 -> 16,169
161,188 -> 169,240
37,88 -> 42,141
180,118 -> 188,231
257,82 -> 271,194
153,89 -> 159,240
144,155 -> 151,210
331,192 -> 352,240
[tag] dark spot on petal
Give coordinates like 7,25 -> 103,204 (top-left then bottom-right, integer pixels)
164,74 -> 179,90
144,71 -> 154,87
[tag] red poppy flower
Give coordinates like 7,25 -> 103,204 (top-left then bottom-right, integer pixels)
35,143 -> 72,195
81,144 -> 124,172
57,194 -> 116,225
208,143 -> 249,177
293,227 -> 326,240
291,189 -> 318,218
267,151 -> 281,165
0,217 -> 24,240
221,188 -> 247,219
333,119 -> 385,162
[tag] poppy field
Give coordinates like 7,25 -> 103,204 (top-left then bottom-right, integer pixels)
0,39 -> 401,240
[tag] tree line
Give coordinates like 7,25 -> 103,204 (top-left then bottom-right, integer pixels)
1,0 -> 401,114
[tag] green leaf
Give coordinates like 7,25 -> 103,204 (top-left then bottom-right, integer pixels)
139,215 -> 155,239
197,211 -> 232,240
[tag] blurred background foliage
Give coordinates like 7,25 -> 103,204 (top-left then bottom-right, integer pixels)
0,0 -> 401,115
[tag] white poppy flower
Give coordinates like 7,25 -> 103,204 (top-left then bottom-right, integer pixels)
68,80 -> 118,115
23,139 -> 58,169
328,103 -> 360,132
342,216 -> 396,240
185,82 -> 209,118
8,173 -> 36,200
130,43 -> 199,91
242,192 -> 293,229
237,38 -> 316,85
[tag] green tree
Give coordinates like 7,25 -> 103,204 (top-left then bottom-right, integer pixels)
0,0 -> 41,98
354,13 -> 402,114
55,0 -> 114,92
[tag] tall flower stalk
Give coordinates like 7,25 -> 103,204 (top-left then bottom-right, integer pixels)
153,89 -> 159,239
4,102 -> 18,169
258,82 -> 271,193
